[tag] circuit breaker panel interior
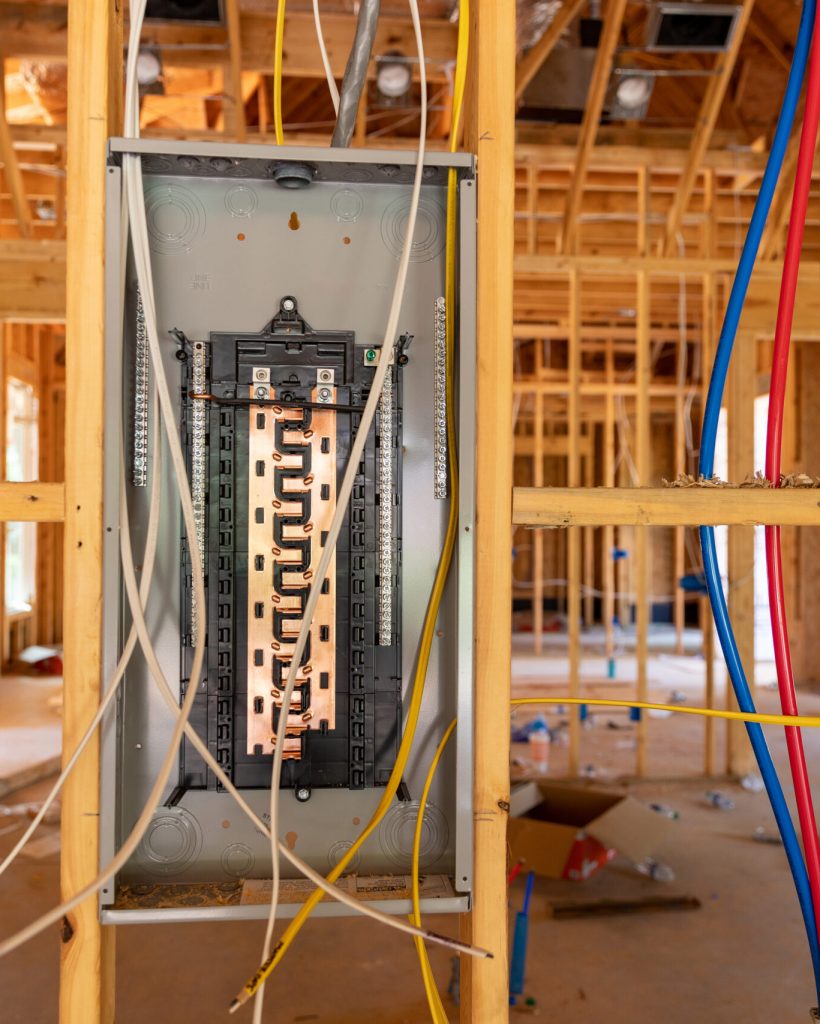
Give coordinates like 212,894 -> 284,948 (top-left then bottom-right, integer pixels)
179,297 -> 403,794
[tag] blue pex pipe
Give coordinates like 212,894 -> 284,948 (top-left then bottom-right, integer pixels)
510,872 -> 536,998
697,0 -> 820,999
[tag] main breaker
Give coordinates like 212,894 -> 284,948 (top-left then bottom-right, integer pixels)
100,140 -> 476,922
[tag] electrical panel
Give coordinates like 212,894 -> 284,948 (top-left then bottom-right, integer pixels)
178,298 -> 404,793
100,140 -> 476,923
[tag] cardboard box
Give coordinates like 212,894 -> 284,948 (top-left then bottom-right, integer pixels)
508,782 -> 674,881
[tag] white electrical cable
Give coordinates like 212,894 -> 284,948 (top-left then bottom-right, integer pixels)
121,0 -> 475,961
252,4 -> 428,1016
0,0 -> 476,969
0,172 -> 206,960
0,0 -> 209,959
313,0 -> 340,114
115,459 -> 483,953
0,17 -> 157,882
0,396 -> 162,881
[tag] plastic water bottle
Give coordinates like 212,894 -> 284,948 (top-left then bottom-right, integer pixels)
649,803 -> 679,820
705,790 -> 735,810
634,857 -> 676,882
528,719 -> 551,774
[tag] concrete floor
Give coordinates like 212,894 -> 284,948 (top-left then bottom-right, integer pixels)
1,652 -> 819,1022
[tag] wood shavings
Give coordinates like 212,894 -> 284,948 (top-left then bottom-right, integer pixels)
738,472 -> 770,488
661,472 -> 820,489
662,473 -> 730,488
780,473 -> 820,488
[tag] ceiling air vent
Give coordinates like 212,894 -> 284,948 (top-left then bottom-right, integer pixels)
145,0 -> 222,24
645,2 -> 742,52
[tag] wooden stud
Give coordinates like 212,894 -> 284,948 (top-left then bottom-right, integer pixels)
635,271 -> 650,776
702,594 -> 716,775
60,0 -> 121,1019
526,164 -> 537,256
659,0 -> 755,257
583,444 -> 595,627
673,284 -> 686,655
701,271 -> 716,773
637,166 -> 649,258
0,73 -> 33,238
463,0 -> 515,1018
0,323 -> 6,668
558,0 -> 629,254
603,342 -> 616,668
223,0 -> 247,141
725,333 -> 757,777
567,269 -> 582,775
533,342 -> 544,653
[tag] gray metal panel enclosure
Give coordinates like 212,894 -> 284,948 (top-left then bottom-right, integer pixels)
100,140 -> 476,923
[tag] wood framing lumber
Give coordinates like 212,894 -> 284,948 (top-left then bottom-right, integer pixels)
463,0 -> 515,1019
0,74 -> 33,237
0,8 -> 456,84
0,482 -> 65,521
559,0 -> 628,254
512,487 -> 820,527
60,0 -> 121,1019
0,240 -> 65,319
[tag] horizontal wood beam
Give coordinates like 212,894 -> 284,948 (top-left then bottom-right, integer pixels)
515,252 -> 820,279
0,8 -> 456,82
514,435 -> 592,456
0,482 -> 65,522
0,239 -> 66,318
513,487 -> 820,527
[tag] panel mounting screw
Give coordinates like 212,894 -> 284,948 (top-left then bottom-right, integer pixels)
254,369 -> 267,381
295,786 -> 311,803
365,348 -> 377,363
281,297 -> 296,312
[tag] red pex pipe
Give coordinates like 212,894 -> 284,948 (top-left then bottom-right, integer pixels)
766,13 -> 820,942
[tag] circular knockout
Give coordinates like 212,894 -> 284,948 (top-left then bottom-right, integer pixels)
145,183 -> 206,255
380,195 -> 445,263
225,185 -> 258,219
379,800 -> 449,869
138,808 -> 202,876
221,842 -> 255,878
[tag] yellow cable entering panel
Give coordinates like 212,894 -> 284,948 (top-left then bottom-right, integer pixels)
274,0 -> 286,145
409,693 -> 820,1018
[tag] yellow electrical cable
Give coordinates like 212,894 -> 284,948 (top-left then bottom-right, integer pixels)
448,0 -> 469,155
411,5 -> 468,1018
511,697 -> 820,728
234,8 -> 466,1005
274,0 -> 286,145
410,692 -> 820,1017
235,419 -> 459,1005
411,719 -> 456,1024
